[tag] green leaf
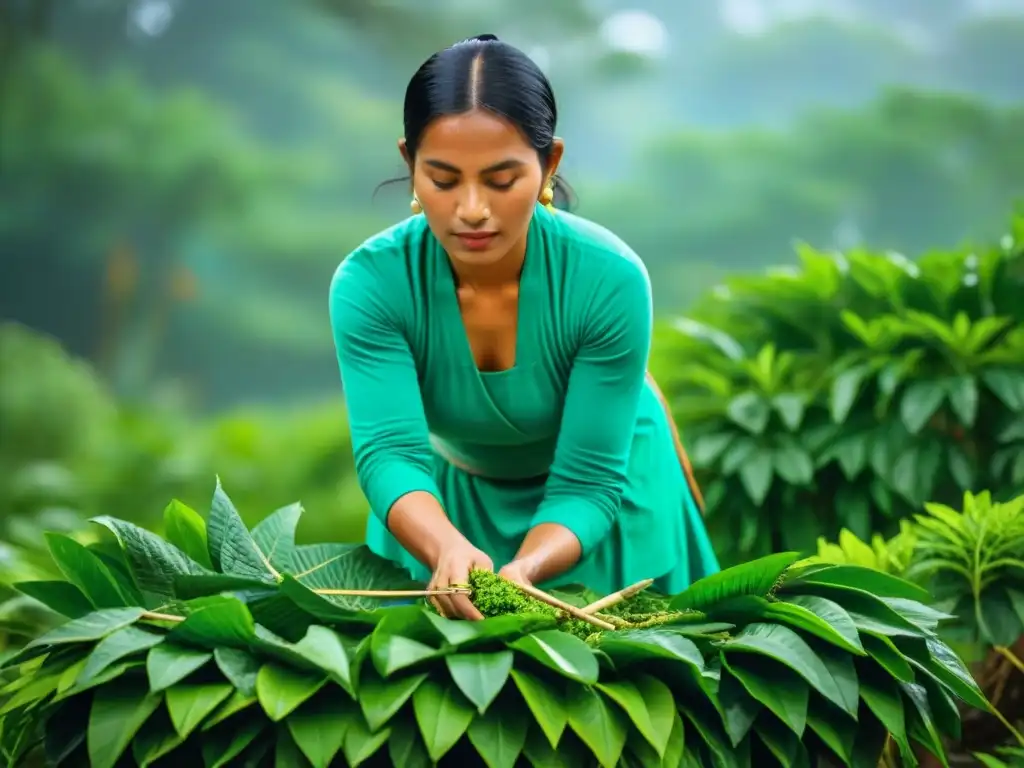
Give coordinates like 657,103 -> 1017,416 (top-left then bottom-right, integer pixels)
131,709 -> 184,767
44,533 -> 132,609
201,689 -> 257,731
255,662 -> 326,721
717,668 -> 761,746
900,380 -> 947,434
87,677 -> 163,768
213,647 -> 260,696
206,479 -> 277,581
772,394 -> 806,431
861,634 -> 914,682
168,595 -> 257,648
14,580 -> 94,618
509,668 -> 568,748
292,625 -> 353,695
772,443 -> 814,485
387,716 -> 432,768
566,685 -> 629,768
370,632 -> 441,677
147,643 -> 212,692
287,694 -> 353,768
79,625 -> 164,684
920,638 -> 991,712
982,369 -> 1024,411
740,448 -> 774,503
509,629 -> 599,684
342,712 -> 392,766
671,552 -> 801,611
163,500 -> 212,570
166,682 -> 233,737
719,623 -> 858,716
596,678 -> 666,756
357,667 -> 427,730
769,595 -> 865,655
466,695 -> 530,768
830,364 -> 870,423
250,501 -> 302,572
945,376 -> 978,427
720,653 -> 807,735
412,677 -> 476,762
91,516 -> 211,597
290,543 -> 420,611
805,700 -> 856,764
858,665 -> 906,738
11,607 -> 144,662
446,650 -> 514,714
788,563 -> 932,604
727,392 -> 771,434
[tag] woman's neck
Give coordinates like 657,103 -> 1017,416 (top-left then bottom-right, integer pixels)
448,234 -> 528,290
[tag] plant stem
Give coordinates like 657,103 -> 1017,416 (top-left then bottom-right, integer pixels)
511,582 -> 616,632
580,579 -> 654,615
312,588 -> 471,598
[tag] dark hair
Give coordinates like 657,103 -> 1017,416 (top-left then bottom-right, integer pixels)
377,34 -> 575,210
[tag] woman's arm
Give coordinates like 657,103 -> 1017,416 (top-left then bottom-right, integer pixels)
505,254 -> 653,584
329,252 -> 464,568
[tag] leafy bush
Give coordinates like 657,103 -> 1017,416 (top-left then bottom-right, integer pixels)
651,212 -> 1024,566
815,490 -> 1024,760
0,483 -> 994,766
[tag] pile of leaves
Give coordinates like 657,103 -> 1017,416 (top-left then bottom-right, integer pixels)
0,482 -> 997,767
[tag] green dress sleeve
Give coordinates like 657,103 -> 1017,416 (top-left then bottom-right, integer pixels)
328,251 -> 441,525
529,254 -> 654,557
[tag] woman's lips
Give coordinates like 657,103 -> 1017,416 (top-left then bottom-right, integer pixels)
455,232 -> 498,251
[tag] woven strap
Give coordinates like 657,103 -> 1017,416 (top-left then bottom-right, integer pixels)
645,372 -> 706,516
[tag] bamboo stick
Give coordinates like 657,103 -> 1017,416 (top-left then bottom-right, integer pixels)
511,582 -> 615,632
142,611 -> 185,623
581,578 -> 654,615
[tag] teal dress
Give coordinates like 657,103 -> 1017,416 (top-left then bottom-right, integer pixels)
329,204 -> 719,596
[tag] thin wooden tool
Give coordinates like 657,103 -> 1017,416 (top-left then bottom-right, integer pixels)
580,578 -> 654,615
313,587 -> 472,598
512,582 -> 615,632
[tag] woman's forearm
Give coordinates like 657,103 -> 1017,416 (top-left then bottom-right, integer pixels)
386,491 -> 466,570
512,523 -> 583,584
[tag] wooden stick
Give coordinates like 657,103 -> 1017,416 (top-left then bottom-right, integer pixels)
313,588 -> 471,598
580,578 -> 654,615
511,582 -> 615,632
142,611 -> 185,623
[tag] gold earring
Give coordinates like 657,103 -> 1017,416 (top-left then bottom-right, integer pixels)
539,186 -> 554,209
410,196 -> 422,215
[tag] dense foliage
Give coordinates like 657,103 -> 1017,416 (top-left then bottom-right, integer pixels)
652,212 -> 1024,566
0,483 -> 995,766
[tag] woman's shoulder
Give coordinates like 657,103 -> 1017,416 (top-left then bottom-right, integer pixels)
539,207 -> 650,289
331,215 -> 430,295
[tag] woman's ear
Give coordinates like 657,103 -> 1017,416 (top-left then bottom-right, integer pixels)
398,138 -> 413,172
546,138 -> 565,181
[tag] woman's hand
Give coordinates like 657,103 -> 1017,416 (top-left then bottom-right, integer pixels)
428,538 -> 494,621
497,559 -> 535,588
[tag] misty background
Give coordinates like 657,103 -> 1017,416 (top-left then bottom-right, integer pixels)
2,0 -> 1023,547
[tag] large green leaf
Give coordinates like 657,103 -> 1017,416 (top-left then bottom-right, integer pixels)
44,533 -> 133,609
250,502 -> 303,573
413,677 -> 476,762
206,479 -> 277,581
91,516 -> 211,597
446,650 -> 514,714
671,552 -> 801,611
163,500 -> 213,570
87,677 -> 163,768
718,623 -> 858,717
289,543 -> 421,611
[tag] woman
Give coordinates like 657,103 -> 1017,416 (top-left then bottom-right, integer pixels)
329,34 -> 719,621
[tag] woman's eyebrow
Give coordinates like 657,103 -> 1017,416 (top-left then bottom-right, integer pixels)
423,158 -> 525,174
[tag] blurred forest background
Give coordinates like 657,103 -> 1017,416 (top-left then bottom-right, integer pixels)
2,0 -> 1024,567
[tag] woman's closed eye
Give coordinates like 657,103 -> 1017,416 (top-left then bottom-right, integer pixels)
429,175 -> 520,192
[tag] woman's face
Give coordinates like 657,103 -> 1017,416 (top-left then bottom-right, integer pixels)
401,109 -> 563,269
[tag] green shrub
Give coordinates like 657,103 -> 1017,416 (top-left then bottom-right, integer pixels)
0,482 -> 994,766
651,213 -> 1024,566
